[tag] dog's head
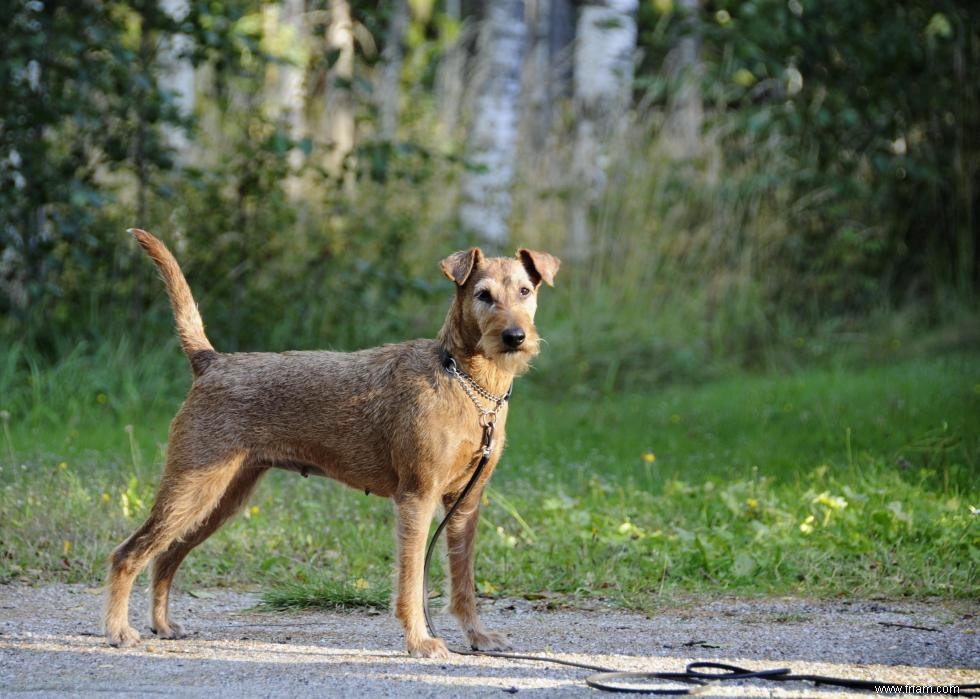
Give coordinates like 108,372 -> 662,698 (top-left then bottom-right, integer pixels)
440,247 -> 560,375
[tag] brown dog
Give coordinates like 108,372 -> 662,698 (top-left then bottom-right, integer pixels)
104,229 -> 559,658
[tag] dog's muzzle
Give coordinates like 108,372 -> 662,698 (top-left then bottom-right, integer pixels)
501,327 -> 526,349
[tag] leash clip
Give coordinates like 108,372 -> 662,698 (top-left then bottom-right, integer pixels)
480,423 -> 495,458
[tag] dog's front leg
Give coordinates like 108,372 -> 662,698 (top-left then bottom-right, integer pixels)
444,488 -> 512,651
394,492 -> 449,658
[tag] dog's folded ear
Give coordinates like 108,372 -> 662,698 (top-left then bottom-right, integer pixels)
517,249 -> 561,287
440,248 -> 483,286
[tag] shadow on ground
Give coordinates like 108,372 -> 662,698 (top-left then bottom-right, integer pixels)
1,585 -> 977,697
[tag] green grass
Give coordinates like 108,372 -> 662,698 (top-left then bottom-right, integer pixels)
0,344 -> 977,612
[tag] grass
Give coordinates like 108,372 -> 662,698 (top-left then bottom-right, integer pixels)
0,343 -> 977,613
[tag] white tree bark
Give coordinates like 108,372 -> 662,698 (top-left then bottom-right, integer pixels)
378,0 -> 409,140
664,0 -> 703,158
324,0 -> 355,180
263,0 -> 309,197
458,0 -> 528,247
568,0 -> 638,260
273,0 -> 308,142
157,0 -> 195,157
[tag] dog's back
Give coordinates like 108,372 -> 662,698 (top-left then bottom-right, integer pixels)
172,340 -> 455,496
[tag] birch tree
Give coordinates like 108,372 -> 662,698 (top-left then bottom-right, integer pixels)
522,0 -> 575,151
458,0 -> 528,247
664,0 -> 703,158
435,5 -> 472,141
157,0 -> 194,157
569,0 -> 638,259
324,0 -> 355,180
272,0 -> 309,145
378,0 -> 410,140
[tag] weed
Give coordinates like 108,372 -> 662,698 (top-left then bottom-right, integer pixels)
263,576 -> 391,612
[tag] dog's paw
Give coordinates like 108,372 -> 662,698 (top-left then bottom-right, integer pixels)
467,628 -> 512,652
150,620 -> 185,640
408,637 -> 450,659
107,625 -> 141,648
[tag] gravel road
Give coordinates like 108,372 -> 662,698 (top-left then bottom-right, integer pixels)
1,584 -> 977,697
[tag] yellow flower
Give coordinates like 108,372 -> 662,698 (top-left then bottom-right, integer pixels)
642,452 -> 656,464
101,492 -> 111,504
746,498 -> 758,510
62,540 -> 72,555
800,515 -> 815,534
478,579 -> 499,595
354,578 -> 370,590
249,505 -> 260,516
58,462 -> 68,470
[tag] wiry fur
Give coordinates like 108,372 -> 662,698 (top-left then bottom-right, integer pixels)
104,229 -> 560,658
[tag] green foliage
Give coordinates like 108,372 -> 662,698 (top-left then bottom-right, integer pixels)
1,0 -> 977,390
638,0 -> 979,315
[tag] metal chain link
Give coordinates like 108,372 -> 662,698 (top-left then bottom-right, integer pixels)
445,358 -> 508,438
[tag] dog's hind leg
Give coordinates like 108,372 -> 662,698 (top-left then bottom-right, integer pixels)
149,465 -> 268,639
104,451 -> 245,648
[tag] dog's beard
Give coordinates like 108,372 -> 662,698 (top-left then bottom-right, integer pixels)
478,337 -> 539,376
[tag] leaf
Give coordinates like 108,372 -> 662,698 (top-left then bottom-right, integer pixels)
733,552 -> 756,577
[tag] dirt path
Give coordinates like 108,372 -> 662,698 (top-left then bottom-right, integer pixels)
1,584 -> 977,697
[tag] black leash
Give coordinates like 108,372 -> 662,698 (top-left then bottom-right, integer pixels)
427,356 -> 980,695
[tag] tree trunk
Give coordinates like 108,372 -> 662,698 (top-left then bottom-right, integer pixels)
267,0 -> 309,196
435,5 -> 472,142
522,0 -> 550,151
273,0 -> 308,141
664,0 -> 703,158
324,0 -> 355,181
569,0 -> 638,260
157,0 -> 194,158
548,0 -> 576,95
458,0 -> 528,248
378,0 -> 409,140
522,0 -> 575,151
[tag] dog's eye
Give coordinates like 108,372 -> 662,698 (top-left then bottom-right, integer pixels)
476,289 -> 494,304
519,286 -> 531,297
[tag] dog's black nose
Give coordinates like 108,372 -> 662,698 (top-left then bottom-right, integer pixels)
502,327 -> 526,349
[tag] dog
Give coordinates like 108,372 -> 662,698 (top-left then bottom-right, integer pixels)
104,229 -> 559,658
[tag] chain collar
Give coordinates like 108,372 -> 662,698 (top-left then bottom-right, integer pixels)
442,351 -> 511,440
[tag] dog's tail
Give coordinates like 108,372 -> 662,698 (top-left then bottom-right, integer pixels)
130,228 -> 216,376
